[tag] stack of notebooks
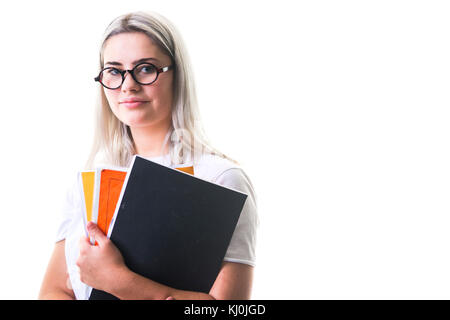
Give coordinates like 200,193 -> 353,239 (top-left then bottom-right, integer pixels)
78,155 -> 248,300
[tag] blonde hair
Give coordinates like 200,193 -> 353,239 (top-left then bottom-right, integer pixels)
85,11 -> 233,169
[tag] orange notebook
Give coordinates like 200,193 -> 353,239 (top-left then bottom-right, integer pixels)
175,165 -> 194,175
80,165 -> 194,238
97,169 -> 128,236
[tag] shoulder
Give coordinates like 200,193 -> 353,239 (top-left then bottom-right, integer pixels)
193,153 -> 248,183
193,153 -> 257,202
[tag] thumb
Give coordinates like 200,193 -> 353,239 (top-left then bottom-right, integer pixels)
87,221 -> 107,246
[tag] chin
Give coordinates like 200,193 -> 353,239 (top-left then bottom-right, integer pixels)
125,118 -> 162,128
119,110 -> 171,129
120,113 -> 152,126
125,120 -> 151,128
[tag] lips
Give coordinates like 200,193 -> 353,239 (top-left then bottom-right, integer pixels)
119,98 -> 149,108
120,98 -> 148,103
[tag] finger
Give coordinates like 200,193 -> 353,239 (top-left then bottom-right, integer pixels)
166,296 -> 175,300
87,222 -> 108,246
79,235 -> 91,248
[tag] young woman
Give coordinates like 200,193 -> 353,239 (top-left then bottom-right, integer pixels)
38,11 -> 258,300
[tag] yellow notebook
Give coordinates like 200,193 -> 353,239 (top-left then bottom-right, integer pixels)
80,171 -> 95,222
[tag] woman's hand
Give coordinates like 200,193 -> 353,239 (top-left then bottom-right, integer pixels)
76,222 -> 128,293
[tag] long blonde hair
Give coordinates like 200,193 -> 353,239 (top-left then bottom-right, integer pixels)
85,11 -> 232,169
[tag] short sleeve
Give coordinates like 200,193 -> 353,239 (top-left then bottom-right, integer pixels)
213,168 -> 259,267
55,177 -> 82,242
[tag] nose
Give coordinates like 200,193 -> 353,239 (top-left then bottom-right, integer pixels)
121,70 -> 140,92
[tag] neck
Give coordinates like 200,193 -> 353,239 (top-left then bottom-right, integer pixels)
130,120 -> 172,158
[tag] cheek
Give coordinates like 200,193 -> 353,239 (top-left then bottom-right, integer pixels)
154,81 -> 173,107
104,90 -> 120,113
145,84 -> 173,110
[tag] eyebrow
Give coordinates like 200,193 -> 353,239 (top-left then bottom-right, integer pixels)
104,57 -> 160,66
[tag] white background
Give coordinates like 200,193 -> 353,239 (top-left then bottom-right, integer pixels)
0,0 -> 449,299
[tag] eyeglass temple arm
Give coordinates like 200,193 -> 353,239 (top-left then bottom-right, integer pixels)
158,65 -> 173,73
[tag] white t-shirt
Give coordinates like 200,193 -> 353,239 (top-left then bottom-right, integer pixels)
55,153 -> 258,300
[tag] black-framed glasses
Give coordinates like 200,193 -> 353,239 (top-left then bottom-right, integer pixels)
94,62 -> 173,89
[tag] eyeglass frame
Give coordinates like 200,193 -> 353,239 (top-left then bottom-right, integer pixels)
94,62 -> 173,89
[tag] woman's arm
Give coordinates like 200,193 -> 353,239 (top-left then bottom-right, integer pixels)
106,261 -> 253,300
77,222 -> 253,300
38,240 -> 75,300
209,261 -> 254,300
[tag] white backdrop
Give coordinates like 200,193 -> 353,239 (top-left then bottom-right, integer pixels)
0,0 -> 449,299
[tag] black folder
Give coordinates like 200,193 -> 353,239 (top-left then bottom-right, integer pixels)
89,155 -> 247,300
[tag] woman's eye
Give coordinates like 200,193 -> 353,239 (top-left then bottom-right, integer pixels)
107,68 -> 121,75
140,65 -> 156,74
